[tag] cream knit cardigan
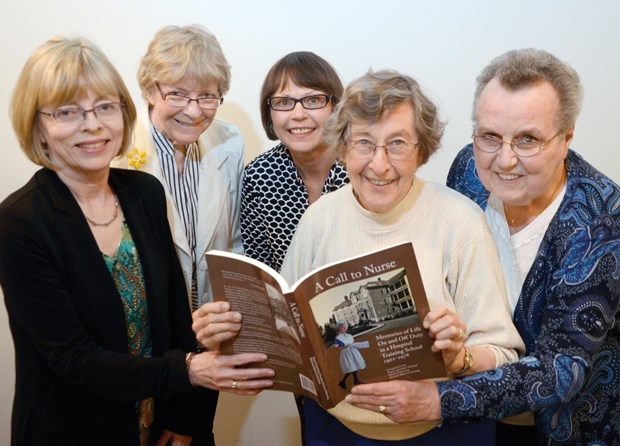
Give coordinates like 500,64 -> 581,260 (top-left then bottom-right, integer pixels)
281,178 -> 524,441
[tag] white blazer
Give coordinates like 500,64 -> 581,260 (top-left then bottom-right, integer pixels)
113,106 -> 244,307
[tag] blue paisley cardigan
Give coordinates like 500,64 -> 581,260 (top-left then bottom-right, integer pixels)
441,145 -> 620,445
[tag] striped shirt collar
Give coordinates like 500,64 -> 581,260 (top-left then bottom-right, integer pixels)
149,122 -> 201,309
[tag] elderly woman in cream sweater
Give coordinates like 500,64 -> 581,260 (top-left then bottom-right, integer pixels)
194,69 -> 524,446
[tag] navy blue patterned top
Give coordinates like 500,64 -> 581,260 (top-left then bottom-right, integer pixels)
241,143 -> 349,272
443,145 -> 620,445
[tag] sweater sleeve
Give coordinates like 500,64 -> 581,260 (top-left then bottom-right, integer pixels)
444,198 -> 524,366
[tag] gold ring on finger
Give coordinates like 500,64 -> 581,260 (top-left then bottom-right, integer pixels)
453,328 -> 464,341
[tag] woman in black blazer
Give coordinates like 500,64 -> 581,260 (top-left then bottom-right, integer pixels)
0,36 -> 273,446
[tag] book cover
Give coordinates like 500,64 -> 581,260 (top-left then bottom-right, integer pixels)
207,242 -> 446,408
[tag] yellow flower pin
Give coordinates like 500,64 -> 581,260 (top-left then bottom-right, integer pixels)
128,148 -> 147,170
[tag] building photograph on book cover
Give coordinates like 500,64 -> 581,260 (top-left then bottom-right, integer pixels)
311,268 -> 419,346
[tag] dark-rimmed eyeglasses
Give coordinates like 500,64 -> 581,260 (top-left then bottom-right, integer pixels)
38,102 -> 124,125
156,83 -> 223,110
472,129 -> 562,157
344,139 -> 419,161
267,94 -> 332,111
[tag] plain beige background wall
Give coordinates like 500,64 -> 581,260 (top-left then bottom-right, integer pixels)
1,1 -> 619,444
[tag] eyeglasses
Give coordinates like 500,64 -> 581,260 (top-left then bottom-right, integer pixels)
267,94 -> 332,111
344,139 -> 419,161
156,83 -> 223,110
38,102 -> 124,125
472,129 -> 562,157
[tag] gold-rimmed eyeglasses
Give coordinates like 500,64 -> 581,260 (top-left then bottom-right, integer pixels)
472,129 -> 562,157
344,139 -> 419,161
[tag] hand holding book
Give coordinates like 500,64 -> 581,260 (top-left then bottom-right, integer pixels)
193,301 -> 242,351
191,301 -> 276,394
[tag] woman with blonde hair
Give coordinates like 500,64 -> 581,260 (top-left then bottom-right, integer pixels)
113,27 -> 254,443
0,35 -> 272,446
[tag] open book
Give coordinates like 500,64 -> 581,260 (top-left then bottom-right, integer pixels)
206,242 -> 446,408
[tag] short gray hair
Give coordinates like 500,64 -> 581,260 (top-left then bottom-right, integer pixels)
473,48 -> 583,132
325,69 -> 446,166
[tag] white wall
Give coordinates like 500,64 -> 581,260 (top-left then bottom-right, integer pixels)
0,1 -> 619,444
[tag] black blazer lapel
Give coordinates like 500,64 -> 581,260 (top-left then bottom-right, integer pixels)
109,170 -> 174,355
41,170 -> 129,351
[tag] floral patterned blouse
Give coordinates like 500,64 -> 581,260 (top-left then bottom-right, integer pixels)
103,219 -> 153,433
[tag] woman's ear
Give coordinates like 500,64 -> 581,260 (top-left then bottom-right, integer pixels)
561,126 -> 575,157
145,86 -> 158,107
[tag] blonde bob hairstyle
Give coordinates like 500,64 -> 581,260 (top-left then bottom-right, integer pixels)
325,69 -> 446,166
138,25 -> 231,100
10,36 -> 137,169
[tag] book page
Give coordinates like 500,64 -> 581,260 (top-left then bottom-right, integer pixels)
207,254 -> 322,399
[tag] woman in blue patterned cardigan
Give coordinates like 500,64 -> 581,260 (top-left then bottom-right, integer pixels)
345,48 -> 620,445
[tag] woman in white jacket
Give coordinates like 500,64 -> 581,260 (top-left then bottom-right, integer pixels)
112,25 -> 268,446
